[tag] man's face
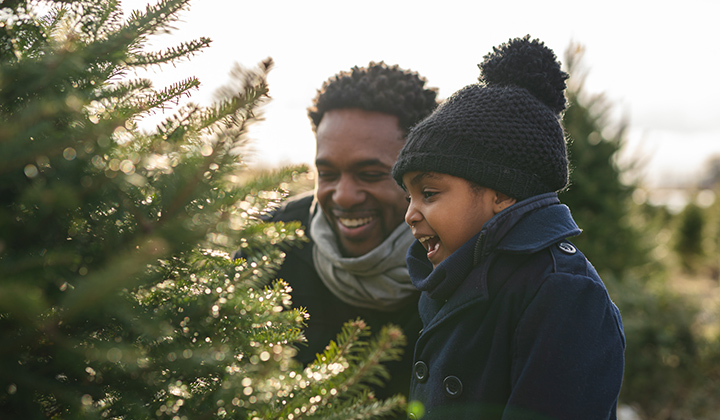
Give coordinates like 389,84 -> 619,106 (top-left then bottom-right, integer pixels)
315,108 -> 408,257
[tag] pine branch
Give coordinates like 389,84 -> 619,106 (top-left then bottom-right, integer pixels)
70,0 -> 196,80
1,2 -> 408,419
316,319 -> 371,368
129,38 -> 211,67
312,392 -> 406,420
123,0 -> 192,45
155,66 -> 271,223
155,101 -> 203,143
331,324 -> 407,395
264,320 -> 406,419
121,76 -> 200,119
72,0 -> 124,43
59,235 -> 171,321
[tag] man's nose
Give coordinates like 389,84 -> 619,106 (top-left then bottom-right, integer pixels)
332,174 -> 365,208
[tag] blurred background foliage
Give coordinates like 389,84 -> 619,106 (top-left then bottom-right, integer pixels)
560,44 -> 720,420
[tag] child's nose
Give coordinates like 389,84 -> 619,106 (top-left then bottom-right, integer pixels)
405,201 -> 422,227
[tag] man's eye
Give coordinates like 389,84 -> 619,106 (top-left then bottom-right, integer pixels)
317,171 -> 337,180
422,191 -> 437,199
359,172 -> 387,182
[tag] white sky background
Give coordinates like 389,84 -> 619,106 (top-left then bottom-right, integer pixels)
120,0 -> 720,188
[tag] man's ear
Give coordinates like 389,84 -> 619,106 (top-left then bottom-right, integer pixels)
493,191 -> 516,214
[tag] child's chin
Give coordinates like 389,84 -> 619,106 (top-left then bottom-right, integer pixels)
428,253 -> 445,268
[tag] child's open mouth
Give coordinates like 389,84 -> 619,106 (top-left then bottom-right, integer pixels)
418,235 -> 440,260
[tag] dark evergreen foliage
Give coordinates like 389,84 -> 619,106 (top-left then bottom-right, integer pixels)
674,203 -> 706,272
561,43 -> 720,420
0,1 -> 405,419
559,45 -> 646,281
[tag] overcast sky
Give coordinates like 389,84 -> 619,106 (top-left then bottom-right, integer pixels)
121,0 -> 720,187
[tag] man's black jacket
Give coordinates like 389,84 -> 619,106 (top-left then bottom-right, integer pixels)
259,193 -> 421,401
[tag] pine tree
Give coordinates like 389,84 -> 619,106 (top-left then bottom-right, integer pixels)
560,44 -> 720,419
560,43 -> 646,281
0,1 -> 405,419
674,201 -> 706,272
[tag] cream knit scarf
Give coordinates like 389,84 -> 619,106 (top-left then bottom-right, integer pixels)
311,207 -> 417,311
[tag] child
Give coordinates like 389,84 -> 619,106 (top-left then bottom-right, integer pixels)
391,36 -> 625,419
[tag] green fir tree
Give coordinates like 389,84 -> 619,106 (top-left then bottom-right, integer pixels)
560,43 -> 646,281
561,44 -> 720,420
674,201 -> 706,272
0,1 -> 405,419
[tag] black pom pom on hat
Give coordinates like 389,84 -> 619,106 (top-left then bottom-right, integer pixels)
392,35 -> 570,201
480,35 -> 568,115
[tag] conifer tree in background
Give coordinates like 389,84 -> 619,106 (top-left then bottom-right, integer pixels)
561,45 -> 720,419
560,44 -> 647,281
674,202 -> 706,273
0,1 -> 405,419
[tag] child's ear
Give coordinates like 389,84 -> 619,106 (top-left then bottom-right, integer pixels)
493,192 -> 516,214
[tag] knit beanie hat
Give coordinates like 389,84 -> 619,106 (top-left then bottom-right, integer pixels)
392,35 -> 569,201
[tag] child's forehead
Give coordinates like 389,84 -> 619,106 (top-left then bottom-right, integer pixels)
402,171 -> 439,186
403,171 -> 470,186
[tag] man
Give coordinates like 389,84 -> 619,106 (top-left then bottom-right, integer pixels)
269,62 -> 437,399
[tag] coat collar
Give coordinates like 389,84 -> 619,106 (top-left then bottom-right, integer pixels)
489,192 -> 581,255
409,193 -> 581,327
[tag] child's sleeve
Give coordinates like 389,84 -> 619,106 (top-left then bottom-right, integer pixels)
506,272 -> 625,420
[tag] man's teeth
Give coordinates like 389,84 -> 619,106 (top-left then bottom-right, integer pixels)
339,217 -> 373,228
418,236 -> 435,243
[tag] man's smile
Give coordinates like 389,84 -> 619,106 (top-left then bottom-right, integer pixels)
338,216 -> 374,228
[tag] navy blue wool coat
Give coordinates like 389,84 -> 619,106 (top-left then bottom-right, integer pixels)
406,193 -> 625,419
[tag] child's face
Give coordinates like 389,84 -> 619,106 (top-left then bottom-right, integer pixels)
402,171 -> 515,268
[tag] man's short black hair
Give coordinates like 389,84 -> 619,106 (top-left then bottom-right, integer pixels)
308,61 -> 438,134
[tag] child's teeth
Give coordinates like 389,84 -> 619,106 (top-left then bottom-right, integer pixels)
418,236 -> 437,252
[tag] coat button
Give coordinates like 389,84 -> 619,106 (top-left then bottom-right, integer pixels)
558,241 -> 577,254
414,361 -> 428,383
443,375 -> 463,398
